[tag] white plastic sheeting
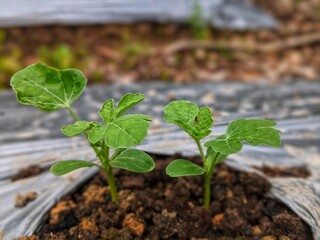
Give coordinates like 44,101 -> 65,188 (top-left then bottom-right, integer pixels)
0,0 -> 276,29
0,81 -> 319,239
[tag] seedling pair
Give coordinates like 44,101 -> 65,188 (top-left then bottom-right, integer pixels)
11,63 -> 281,208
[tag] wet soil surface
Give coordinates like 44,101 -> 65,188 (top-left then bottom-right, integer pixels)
25,155 -> 312,240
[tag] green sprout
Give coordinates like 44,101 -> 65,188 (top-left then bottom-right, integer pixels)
10,63 -> 155,203
189,0 -> 210,40
163,100 -> 281,208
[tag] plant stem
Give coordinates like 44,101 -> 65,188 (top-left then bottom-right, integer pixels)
208,152 -> 220,176
103,145 -> 118,203
195,140 -> 222,208
195,140 -> 211,208
204,152 -> 220,208
195,140 -> 206,163
105,166 -> 118,203
66,106 -> 80,121
66,106 -> 118,203
204,173 -> 211,208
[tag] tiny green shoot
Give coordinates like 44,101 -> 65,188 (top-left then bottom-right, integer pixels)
189,0 -> 210,40
10,62 -> 155,204
163,100 -> 281,208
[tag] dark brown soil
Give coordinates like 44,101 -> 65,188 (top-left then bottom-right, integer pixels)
24,155 -> 312,240
11,165 -> 43,181
257,165 -> 310,178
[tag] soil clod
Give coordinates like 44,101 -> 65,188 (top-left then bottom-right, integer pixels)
11,165 -> 43,181
14,192 -> 38,208
122,213 -> 145,237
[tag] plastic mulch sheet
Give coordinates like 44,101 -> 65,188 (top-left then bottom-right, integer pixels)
0,0 -> 275,29
0,82 -> 319,239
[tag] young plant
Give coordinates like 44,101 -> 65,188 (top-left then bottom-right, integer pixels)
10,62 -> 155,203
189,0 -> 210,40
163,100 -> 281,208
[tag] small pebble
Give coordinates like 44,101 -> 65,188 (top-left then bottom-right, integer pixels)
211,213 -> 224,225
226,188 -> 234,198
161,209 -> 177,218
122,213 -> 145,237
252,225 -> 262,235
80,217 -> 99,232
188,201 -> 195,209
242,197 -> 248,204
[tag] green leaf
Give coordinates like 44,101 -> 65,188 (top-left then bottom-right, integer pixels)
50,160 -> 97,176
99,99 -> 115,123
105,114 -> 151,148
88,114 -> 151,145
205,147 -> 227,172
163,100 -> 213,141
115,93 -> 145,117
10,63 -> 87,111
193,107 -> 214,139
166,159 -> 205,177
88,124 -> 108,144
206,135 -> 243,155
111,149 -> 155,173
122,114 -> 152,121
205,119 -> 281,155
62,120 -> 99,137
164,100 -> 198,126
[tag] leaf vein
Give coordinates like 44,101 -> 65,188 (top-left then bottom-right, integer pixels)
23,74 -> 66,105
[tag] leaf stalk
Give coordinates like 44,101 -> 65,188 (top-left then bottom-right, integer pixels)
195,140 -> 206,163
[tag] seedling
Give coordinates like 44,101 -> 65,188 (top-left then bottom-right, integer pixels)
10,63 -> 155,203
163,100 -> 281,208
189,0 -> 210,40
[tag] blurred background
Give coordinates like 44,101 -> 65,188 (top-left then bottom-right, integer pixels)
1,2 -> 320,239
0,0 -> 319,88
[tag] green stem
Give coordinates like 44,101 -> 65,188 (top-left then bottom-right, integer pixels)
195,140 -> 221,208
105,166 -> 118,203
204,173 -> 211,208
66,106 -> 118,203
208,152 -> 220,176
66,106 -> 80,121
103,145 -> 118,203
204,152 -> 220,208
195,140 -> 210,208
195,140 -> 206,163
